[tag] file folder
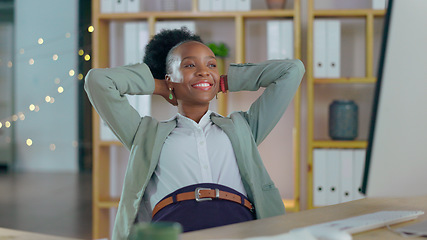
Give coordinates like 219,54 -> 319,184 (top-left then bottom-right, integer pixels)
326,20 -> 341,78
340,149 -> 354,203
314,20 -> 327,78
313,149 -> 327,206
326,149 -> 341,205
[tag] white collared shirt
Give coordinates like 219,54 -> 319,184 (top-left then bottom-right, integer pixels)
143,110 -> 247,212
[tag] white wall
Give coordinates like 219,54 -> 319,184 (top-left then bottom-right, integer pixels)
14,0 -> 78,172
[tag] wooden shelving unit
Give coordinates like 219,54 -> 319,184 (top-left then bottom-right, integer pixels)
91,0 -> 301,238
306,0 -> 385,209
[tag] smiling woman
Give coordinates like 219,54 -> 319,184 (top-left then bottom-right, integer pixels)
165,41 -> 220,121
84,27 -> 305,240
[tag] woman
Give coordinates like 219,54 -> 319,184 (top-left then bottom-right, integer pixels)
85,28 -> 305,240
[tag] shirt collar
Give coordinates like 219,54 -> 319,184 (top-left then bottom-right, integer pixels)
176,110 -> 217,129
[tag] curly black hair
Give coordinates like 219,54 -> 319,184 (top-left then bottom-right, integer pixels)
143,27 -> 203,80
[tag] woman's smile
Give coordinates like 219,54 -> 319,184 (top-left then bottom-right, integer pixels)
191,81 -> 213,91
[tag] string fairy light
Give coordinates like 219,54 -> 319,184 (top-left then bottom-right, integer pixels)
0,26 -> 95,151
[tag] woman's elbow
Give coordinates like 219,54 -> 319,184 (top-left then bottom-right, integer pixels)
84,68 -> 106,92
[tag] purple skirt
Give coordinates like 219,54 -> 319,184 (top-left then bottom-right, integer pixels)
151,183 -> 256,232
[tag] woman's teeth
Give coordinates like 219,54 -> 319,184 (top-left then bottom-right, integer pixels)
193,83 -> 210,87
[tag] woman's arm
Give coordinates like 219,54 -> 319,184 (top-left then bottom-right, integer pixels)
85,63 -> 171,149
227,59 -> 305,145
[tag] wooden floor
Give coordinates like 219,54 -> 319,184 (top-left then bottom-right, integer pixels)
0,171 -> 92,239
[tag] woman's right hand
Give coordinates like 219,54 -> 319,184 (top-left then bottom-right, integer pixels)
153,78 -> 178,106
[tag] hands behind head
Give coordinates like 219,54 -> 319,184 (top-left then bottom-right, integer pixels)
154,78 -> 178,106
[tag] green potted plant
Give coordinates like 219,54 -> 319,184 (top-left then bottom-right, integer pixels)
207,42 -> 229,75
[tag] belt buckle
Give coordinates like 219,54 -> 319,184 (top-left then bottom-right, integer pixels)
195,187 -> 216,202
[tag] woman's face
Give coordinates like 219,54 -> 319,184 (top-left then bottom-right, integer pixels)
166,41 -> 220,106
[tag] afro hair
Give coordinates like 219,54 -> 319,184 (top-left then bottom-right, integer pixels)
143,27 -> 203,80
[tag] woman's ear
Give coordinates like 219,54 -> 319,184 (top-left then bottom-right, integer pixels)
165,74 -> 173,90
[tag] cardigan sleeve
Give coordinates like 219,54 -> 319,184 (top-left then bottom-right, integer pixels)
84,63 -> 156,149
227,59 -> 305,145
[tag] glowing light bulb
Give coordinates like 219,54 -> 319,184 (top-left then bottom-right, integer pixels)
26,139 -> 33,146
12,115 -> 18,121
84,54 -> 91,61
35,106 -> 40,112
45,96 -> 51,102
38,38 -> 44,45
69,69 -> 75,76
29,59 -> 34,65
49,144 -> 56,151
53,54 -> 59,61
65,32 -> 71,38
78,49 -> 84,56
29,104 -> 35,111
77,74 -> 84,80
5,121 -> 11,128
20,48 -> 25,54
55,78 -> 61,84
0,122 -> 2,128
88,26 -> 94,33
7,61 -> 12,68
19,112 -> 25,120
58,86 -> 64,93
49,97 -> 55,103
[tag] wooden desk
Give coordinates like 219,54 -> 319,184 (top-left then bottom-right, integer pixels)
182,196 -> 427,239
0,227 -> 82,240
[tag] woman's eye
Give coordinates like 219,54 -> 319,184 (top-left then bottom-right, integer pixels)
184,64 -> 195,68
208,64 -> 217,68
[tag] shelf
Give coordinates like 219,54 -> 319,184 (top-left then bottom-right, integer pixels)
283,198 -> 298,212
97,9 -> 296,20
97,198 -> 120,208
312,140 -> 368,149
314,77 -> 376,84
99,141 -> 123,147
313,9 -> 386,18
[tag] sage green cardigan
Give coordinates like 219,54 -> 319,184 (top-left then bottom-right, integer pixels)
85,59 -> 305,240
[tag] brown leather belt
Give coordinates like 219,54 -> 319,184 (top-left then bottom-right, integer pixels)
152,187 -> 254,217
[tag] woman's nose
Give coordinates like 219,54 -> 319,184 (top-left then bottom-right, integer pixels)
196,66 -> 210,77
